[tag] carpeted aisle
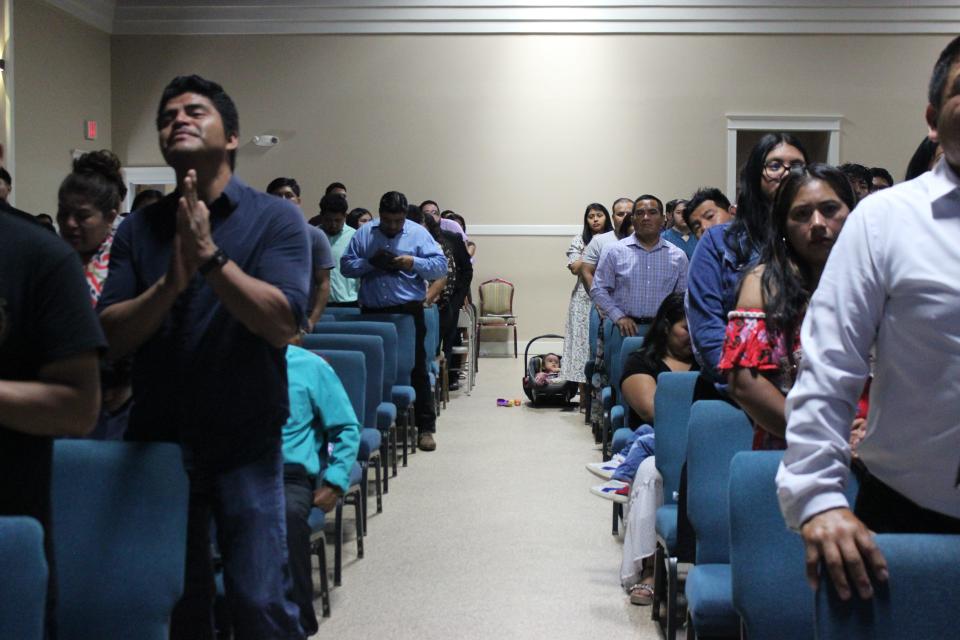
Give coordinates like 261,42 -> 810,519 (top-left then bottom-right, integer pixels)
315,357 -> 658,639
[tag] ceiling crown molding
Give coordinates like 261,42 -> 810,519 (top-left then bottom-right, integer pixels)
44,0 -> 115,33
51,1 -> 960,36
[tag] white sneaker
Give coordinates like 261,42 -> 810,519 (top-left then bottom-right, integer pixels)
585,454 -> 625,480
590,479 -> 630,503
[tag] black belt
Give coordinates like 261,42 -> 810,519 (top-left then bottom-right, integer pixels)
630,317 -> 654,324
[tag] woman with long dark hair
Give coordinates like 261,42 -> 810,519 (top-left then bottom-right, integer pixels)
719,164 -> 855,450
587,292 -> 714,604
686,133 -> 808,386
560,203 -> 612,397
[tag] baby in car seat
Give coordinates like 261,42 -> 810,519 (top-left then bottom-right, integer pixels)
534,353 -> 562,386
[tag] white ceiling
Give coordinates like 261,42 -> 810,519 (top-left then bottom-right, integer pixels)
45,1 -> 960,36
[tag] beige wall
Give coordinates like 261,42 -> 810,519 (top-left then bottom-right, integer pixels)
109,33 -> 945,340
12,0 -> 111,214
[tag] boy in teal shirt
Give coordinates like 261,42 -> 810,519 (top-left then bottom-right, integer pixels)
282,344 -> 360,636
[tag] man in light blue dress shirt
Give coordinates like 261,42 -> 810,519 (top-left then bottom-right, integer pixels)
341,191 -> 447,449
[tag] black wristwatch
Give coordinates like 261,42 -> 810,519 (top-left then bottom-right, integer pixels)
199,248 -> 228,275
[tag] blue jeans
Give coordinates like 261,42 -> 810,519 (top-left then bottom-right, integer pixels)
612,425 -> 655,483
171,441 -> 304,640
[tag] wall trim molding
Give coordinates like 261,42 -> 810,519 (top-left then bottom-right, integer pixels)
470,225 -> 580,237
44,0 -> 115,33
80,1 -> 960,36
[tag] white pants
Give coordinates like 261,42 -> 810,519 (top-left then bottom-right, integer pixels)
620,456 -> 663,589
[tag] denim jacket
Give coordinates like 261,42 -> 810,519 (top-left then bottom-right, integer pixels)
685,223 -> 759,383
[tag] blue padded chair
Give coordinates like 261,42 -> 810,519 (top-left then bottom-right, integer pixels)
0,516 -> 47,640
305,509 -> 331,618
52,440 -> 188,640
310,349 -> 366,588
318,314 -> 335,323
302,335 -> 383,529
683,401 -> 753,639
600,322 -> 650,460
340,313 -> 418,466
325,306 -> 361,317
729,451 -> 860,640
815,534 -> 960,639
646,372 -> 700,636
312,321 -> 399,489
603,335 -> 645,535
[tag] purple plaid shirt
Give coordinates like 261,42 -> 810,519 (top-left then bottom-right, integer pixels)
590,234 -> 688,323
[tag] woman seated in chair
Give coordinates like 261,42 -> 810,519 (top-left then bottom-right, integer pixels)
587,292 -> 716,604
718,164 -> 860,450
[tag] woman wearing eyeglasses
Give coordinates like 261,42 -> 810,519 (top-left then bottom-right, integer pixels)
686,133 -> 808,389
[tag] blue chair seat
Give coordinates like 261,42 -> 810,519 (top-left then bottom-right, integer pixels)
392,385 -> 416,407
377,402 -> 397,430
349,461 -> 363,485
685,564 -> 738,636
611,426 -> 633,455
308,508 -> 326,531
655,504 -> 677,551
359,428 -> 382,459
0,516 -> 47,640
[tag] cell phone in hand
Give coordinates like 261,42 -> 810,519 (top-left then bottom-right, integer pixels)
370,248 -> 400,270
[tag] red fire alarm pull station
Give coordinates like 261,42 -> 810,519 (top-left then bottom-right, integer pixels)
85,120 -> 97,140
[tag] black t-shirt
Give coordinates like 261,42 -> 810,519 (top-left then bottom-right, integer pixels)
620,352 -> 716,427
0,213 -> 107,529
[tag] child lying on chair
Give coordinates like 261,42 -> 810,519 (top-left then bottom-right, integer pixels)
534,353 -> 562,386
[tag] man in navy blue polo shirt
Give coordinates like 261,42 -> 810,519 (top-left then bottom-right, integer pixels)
99,75 -> 309,640
341,191 -> 446,450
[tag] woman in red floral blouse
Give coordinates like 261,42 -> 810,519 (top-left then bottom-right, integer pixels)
718,164 -> 857,449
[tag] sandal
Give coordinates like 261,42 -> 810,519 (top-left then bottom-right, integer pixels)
629,581 -> 655,606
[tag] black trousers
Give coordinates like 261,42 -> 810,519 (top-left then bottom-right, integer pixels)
439,288 -> 469,363
363,301 -> 436,433
853,463 -> 960,534
283,464 -> 318,637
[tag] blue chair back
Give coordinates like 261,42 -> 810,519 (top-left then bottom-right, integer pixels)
311,321 -> 398,403
302,334 -> 382,428
0,516 -> 47,640
602,318 -> 623,382
52,441 -> 188,640
311,350 -> 366,424
685,400 -> 753,564
318,314 -> 335,323
652,371 -> 700,505
345,313 -> 415,386
325,306 -> 362,317
815,534 -> 960,639
730,451 -> 810,639
616,336 -> 646,425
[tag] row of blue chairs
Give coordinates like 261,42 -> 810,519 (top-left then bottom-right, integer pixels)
630,377 -> 960,639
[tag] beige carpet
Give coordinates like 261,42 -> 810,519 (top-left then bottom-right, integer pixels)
314,356 -> 660,639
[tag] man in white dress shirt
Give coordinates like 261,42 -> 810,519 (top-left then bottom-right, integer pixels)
776,35 -> 960,602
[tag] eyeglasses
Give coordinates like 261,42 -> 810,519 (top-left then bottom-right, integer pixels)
763,160 -> 806,177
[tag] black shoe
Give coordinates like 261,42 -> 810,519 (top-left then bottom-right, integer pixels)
448,380 -> 460,391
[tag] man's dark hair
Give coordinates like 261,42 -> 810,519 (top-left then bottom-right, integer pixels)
633,194 -> 664,214
379,191 -> 408,215
665,199 -> 686,215
869,166 -> 894,188
131,189 -> 164,212
406,203 -> 424,224
685,187 -> 731,229
320,192 -> 348,215
419,199 -> 439,212
905,137 -> 940,180
929,35 -> 960,109
156,75 -> 240,170
839,163 -> 871,190
0,167 -> 11,186
266,177 -> 300,198
325,182 -> 346,195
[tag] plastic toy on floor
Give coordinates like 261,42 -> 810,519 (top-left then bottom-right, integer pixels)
522,334 -> 578,406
